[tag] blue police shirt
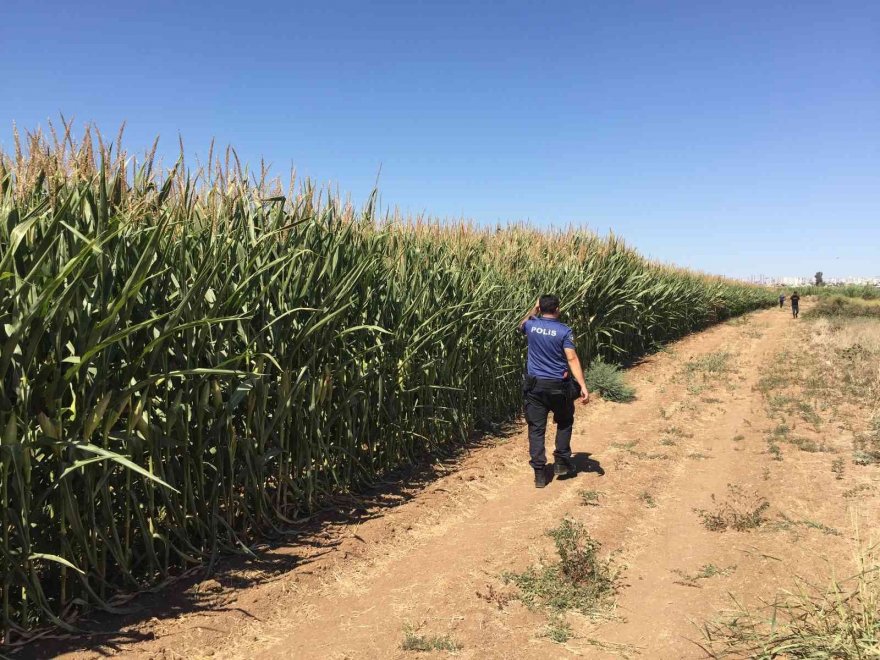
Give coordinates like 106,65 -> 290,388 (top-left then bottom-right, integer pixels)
521,317 -> 576,380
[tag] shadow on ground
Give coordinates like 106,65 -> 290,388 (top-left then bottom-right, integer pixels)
552,452 -> 606,483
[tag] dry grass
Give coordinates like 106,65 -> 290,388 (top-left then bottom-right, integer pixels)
758,311 -> 880,468
694,485 -> 770,532
700,538 -> 880,658
401,627 -> 461,652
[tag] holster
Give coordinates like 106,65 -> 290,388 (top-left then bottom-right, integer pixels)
522,374 -> 537,395
565,379 -> 582,401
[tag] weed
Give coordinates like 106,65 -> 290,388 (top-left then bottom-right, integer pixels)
767,393 -> 795,411
639,491 -> 657,508
630,450 -> 670,460
700,540 -> 880,657
787,436 -> 830,453
809,295 -> 880,319
687,452 -> 712,460
542,615 -> 573,643
831,457 -> 845,479
659,437 -> 677,446
504,519 -> 618,616
756,371 -> 789,394
843,484 -> 872,498
682,351 -> 736,397
401,628 -> 460,652
853,416 -> 880,466
672,563 -> 736,588
578,490 -> 601,507
795,401 -> 823,427
853,450 -> 880,466
765,422 -> 829,454
694,485 -> 769,532
762,467 -> 771,481
686,351 -> 734,375
476,584 -> 514,609
688,382 -> 707,396
732,434 -> 745,442
771,422 -> 791,437
585,359 -> 636,403
771,514 -> 841,537
612,440 -> 668,460
801,519 -> 841,536
610,440 -> 639,450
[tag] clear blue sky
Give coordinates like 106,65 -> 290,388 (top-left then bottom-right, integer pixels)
2,0 -> 878,279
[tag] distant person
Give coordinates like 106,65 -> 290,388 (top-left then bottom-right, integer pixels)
779,293 -> 785,308
518,295 -> 590,488
790,291 -> 800,318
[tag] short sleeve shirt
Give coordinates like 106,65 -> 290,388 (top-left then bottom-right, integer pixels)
521,317 -> 576,379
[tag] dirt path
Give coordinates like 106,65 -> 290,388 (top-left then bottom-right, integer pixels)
46,303 -> 875,659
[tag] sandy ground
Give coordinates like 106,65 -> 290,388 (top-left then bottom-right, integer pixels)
29,303 -> 879,659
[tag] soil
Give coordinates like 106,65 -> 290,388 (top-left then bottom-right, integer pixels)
25,303 -> 879,659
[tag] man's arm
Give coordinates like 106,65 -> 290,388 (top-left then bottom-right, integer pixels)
564,348 -> 590,405
517,297 -> 541,333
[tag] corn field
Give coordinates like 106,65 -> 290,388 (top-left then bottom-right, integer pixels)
0,125 -> 775,638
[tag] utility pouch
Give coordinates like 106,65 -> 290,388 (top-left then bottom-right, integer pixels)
522,374 -> 537,395
565,379 -> 582,401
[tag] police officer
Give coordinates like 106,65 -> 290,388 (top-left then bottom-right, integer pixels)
518,295 -> 590,488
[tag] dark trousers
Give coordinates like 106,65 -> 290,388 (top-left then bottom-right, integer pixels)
524,379 -> 575,470
792,304 -> 799,317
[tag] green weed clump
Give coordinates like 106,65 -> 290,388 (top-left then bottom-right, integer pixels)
578,489 -> 601,506
542,615 -> 573,644
584,359 -> 636,402
504,519 -> 618,616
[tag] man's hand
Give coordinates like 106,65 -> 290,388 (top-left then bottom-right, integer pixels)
519,297 -> 542,332
579,388 -> 590,405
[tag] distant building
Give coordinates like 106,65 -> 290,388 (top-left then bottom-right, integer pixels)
758,275 -> 880,288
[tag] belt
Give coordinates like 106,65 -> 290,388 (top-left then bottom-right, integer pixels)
533,377 -> 568,386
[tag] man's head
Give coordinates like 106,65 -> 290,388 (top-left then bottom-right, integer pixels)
539,294 -> 560,315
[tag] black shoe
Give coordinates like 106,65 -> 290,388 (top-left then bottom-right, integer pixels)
534,468 -> 548,488
554,459 -> 575,477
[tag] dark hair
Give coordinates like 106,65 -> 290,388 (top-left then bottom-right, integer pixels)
539,294 -> 560,314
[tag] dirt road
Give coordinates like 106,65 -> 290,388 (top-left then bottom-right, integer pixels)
46,303 -> 875,659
